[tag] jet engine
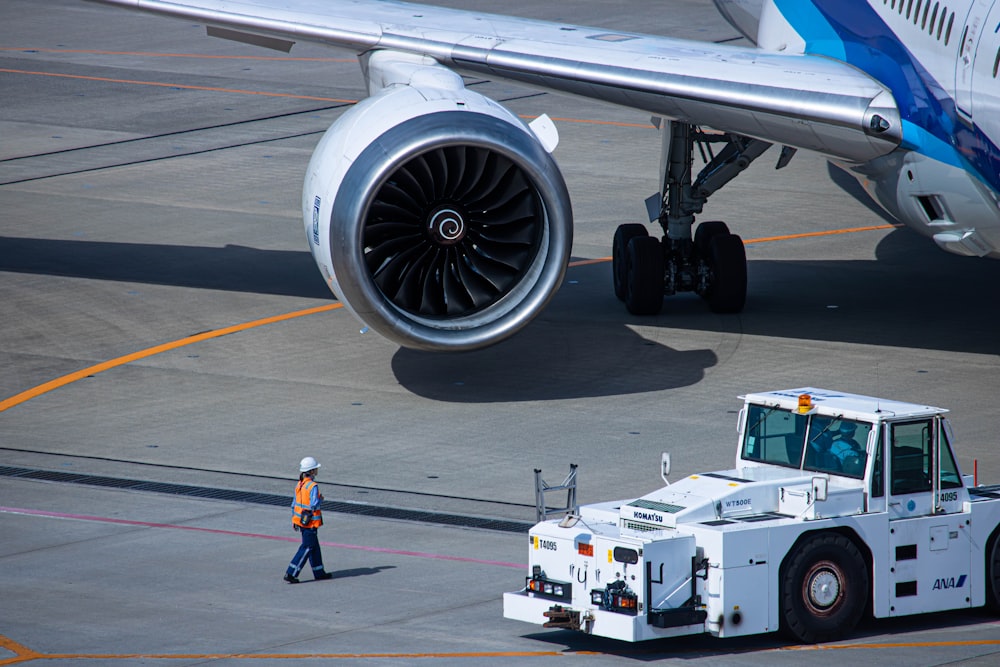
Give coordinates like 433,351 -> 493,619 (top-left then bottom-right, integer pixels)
303,57 -> 572,351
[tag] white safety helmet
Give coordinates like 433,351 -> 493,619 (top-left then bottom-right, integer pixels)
299,456 -> 321,473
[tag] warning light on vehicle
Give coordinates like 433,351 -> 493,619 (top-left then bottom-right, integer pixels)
797,393 -> 813,414
591,582 -> 639,615
578,543 -> 594,557
526,576 -> 571,601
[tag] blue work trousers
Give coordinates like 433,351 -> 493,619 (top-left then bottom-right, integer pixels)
286,527 -> 325,578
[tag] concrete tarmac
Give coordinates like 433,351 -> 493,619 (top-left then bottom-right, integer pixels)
3,1 -> 1000,664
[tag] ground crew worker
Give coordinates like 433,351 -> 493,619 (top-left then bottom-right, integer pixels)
284,456 -> 332,583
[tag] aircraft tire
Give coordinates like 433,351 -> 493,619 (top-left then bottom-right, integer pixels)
612,223 -> 649,301
780,533 -> 868,644
705,233 -> 747,313
694,220 -> 730,258
624,235 -> 664,315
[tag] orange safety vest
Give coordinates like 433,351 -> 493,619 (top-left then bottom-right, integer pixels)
292,478 -> 323,528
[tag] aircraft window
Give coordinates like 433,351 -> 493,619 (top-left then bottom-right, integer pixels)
899,0 -> 905,14
929,3 -> 939,34
945,13 -> 954,45
804,417 -> 871,479
914,0 -> 923,25
907,0 -> 915,20
937,8 -> 947,40
922,2 -> 930,29
994,47 -> 1000,78
741,405 -> 806,468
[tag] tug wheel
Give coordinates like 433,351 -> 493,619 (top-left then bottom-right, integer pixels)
780,533 -> 868,643
987,529 -> 1000,612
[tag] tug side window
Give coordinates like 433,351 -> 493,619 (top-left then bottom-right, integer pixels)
891,420 -> 933,495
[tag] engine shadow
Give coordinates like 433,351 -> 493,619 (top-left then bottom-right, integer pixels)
391,262 -> 718,403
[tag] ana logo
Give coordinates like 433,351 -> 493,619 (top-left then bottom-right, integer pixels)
932,574 -> 967,590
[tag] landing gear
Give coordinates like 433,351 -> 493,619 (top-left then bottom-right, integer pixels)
612,220 -> 746,315
610,122 -> 772,316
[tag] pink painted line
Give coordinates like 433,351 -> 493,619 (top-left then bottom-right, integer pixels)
0,506 -> 524,569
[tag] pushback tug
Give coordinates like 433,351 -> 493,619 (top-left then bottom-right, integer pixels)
503,389 -> 1000,643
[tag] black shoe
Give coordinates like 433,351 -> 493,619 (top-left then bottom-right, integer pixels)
314,572 -> 333,580
283,573 -> 299,584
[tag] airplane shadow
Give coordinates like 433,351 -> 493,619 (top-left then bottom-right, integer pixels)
731,228 -> 1000,355
5,227 -> 999,407
0,236 -> 331,298
393,231 -> 1000,401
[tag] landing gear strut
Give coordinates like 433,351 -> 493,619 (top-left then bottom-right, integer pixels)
612,121 -> 774,315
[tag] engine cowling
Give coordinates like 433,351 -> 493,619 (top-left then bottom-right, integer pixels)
302,79 -> 572,351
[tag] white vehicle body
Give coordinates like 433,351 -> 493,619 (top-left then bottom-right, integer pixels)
503,388 -> 1000,643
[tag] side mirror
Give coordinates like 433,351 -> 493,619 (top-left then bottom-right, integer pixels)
661,452 -> 672,486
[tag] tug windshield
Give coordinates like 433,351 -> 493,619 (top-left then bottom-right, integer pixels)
741,404 -> 872,478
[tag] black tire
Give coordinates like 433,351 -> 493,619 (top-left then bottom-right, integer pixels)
623,235 -> 664,315
780,533 -> 868,644
694,221 -> 730,258
986,529 -> 1000,613
612,224 -> 649,301
705,233 -> 747,313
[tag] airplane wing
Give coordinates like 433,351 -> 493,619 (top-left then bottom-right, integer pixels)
91,0 -> 900,163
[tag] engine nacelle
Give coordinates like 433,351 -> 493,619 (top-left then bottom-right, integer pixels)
302,68 -> 572,351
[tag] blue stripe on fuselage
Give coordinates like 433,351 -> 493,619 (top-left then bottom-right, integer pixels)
772,0 -> 1000,194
